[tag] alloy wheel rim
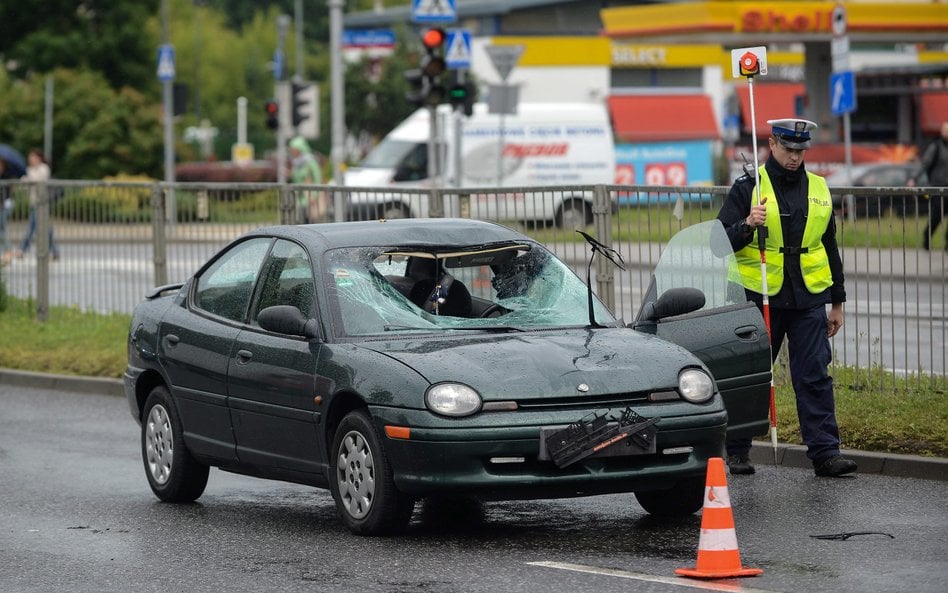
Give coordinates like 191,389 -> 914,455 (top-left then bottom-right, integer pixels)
336,430 -> 376,519
145,404 -> 173,485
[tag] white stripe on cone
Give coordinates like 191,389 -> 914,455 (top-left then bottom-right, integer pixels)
697,528 -> 740,551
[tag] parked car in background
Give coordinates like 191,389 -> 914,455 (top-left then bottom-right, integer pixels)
124,218 -> 770,535
827,163 -> 927,218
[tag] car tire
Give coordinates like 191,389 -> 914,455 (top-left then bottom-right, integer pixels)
141,386 -> 209,503
381,204 -> 409,220
330,409 -> 415,535
634,476 -> 704,517
556,200 -> 591,229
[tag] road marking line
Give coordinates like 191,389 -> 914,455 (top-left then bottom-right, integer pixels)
527,561 -> 784,593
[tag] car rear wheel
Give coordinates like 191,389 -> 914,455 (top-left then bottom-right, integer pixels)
381,204 -> 410,220
634,476 -> 704,517
141,386 -> 209,502
330,410 -> 415,535
556,200 -> 591,229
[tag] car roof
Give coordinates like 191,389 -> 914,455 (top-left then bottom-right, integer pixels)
825,162 -> 912,185
245,218 -> 534,251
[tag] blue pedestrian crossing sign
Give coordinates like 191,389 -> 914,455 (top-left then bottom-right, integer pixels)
445,29 -> 472,69
412,0 -> 456,24
157,44 -> 175,82
830,70 -> 856,116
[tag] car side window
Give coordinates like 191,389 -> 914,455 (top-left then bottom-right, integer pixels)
252,240 -> 315,321
193,238 -> 271,322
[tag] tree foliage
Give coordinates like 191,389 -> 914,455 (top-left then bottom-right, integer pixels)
0,68 -> 174,178
0,0 -> 161,91
344,24 -> 421,145
0,0 -> 420,178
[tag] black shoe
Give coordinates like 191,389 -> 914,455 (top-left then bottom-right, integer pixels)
814,455 -> 857,477
727,454 -> 755,475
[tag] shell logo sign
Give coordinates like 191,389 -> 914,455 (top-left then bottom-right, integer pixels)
740,7 -> 835,33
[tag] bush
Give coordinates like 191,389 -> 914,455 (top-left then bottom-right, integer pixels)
58,175 -> 154,223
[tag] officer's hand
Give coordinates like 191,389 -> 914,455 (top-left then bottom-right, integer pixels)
827,304 -> 844,338
746,196 -> 768,227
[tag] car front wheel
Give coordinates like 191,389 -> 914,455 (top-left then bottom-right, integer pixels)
330,410 -> 414,535
634,476 -> 704,517
141,386 -> 209,503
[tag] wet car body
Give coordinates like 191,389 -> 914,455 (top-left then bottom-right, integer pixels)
827,163 -> 925,217
125,218 -> 770,534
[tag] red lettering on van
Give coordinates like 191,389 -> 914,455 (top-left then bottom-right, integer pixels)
502,143 -> 569,158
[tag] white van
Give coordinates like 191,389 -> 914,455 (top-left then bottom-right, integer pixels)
343,102 -> 616,227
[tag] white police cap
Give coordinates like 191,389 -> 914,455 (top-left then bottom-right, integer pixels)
767,118 -> 818,149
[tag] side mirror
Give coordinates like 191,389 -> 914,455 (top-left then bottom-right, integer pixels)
633,287 -> 706,328
258,305 -> 319,339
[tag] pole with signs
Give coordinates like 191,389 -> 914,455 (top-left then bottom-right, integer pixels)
275,15 -> 290,185
329,0 -> 346,219
485,44 -> 523,186
159,0 -> 176,224
831,2 -> 855,209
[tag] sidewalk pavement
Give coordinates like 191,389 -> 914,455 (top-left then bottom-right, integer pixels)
2,367 -> 945,482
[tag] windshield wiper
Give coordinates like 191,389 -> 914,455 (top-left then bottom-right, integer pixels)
382,324 -> 432,331
445,325 -> 527,333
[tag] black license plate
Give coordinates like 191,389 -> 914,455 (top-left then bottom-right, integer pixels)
538,408 -> 659,468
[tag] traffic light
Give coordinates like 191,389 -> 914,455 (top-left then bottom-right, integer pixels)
448,81 -> 476,117
404,27 -> 447,107
264,100 -> 279,130
291,82 -> 317,129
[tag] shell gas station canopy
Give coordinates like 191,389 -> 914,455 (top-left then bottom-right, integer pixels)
599,1 -> 948,44
598,1 -> 948,141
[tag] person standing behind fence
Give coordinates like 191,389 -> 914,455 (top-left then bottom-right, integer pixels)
909,120 -> 948,251
0,159 -> 12,262
288,136 -> 328,223
15,148 -> 59,261
717,118 -> 857,478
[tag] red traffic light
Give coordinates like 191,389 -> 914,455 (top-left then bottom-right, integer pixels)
265,100 -> 278,115
422,28 -> 445,49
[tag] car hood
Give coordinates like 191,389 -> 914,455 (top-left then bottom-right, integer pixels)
343,167 -> 397,187
357,327 -> 702,399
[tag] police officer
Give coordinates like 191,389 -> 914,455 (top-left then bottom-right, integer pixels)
718,118 -> 857,478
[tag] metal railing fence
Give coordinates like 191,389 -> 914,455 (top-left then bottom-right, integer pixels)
1,179 -> 944,391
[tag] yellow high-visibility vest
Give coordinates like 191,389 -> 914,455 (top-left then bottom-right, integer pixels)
731,169 -> 833,295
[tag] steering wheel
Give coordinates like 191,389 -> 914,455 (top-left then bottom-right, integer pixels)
479,303 -> 506,318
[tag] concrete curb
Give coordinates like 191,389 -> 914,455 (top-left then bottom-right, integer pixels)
0,368 -> 124,397
2,368 -> 945,482
749,441 -> 948,481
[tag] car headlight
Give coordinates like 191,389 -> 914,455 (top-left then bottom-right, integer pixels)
425,383 -> 482,417
678,368 -> 714,403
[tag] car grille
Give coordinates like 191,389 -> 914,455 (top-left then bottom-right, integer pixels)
513,392 -> 650,411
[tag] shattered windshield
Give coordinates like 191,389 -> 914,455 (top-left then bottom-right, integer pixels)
324,241 -> 614,337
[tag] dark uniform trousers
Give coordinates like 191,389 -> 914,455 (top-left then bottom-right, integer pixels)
726,304 -> 841,464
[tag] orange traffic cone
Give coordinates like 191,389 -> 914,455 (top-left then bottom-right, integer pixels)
675,457 -> 763,579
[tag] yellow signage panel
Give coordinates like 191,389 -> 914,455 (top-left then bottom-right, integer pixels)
601,1 -> 948,37
491,37 -> 611,66
231,142 -> 254,165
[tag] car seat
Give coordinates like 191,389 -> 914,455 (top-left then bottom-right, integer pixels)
410,273 -> 472,317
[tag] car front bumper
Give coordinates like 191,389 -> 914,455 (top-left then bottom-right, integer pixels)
370,405 -> 727,499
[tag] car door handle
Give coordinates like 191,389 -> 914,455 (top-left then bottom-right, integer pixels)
734,325 -> 759,341
235,349 -> 253,364
164,334 -> 179,346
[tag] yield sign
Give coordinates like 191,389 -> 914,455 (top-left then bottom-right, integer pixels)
485,44 -> 524,81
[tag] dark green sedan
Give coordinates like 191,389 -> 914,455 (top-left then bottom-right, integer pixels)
125,218 -> 770,535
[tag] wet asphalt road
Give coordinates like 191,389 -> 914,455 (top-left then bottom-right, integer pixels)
1,385 -> 946,593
